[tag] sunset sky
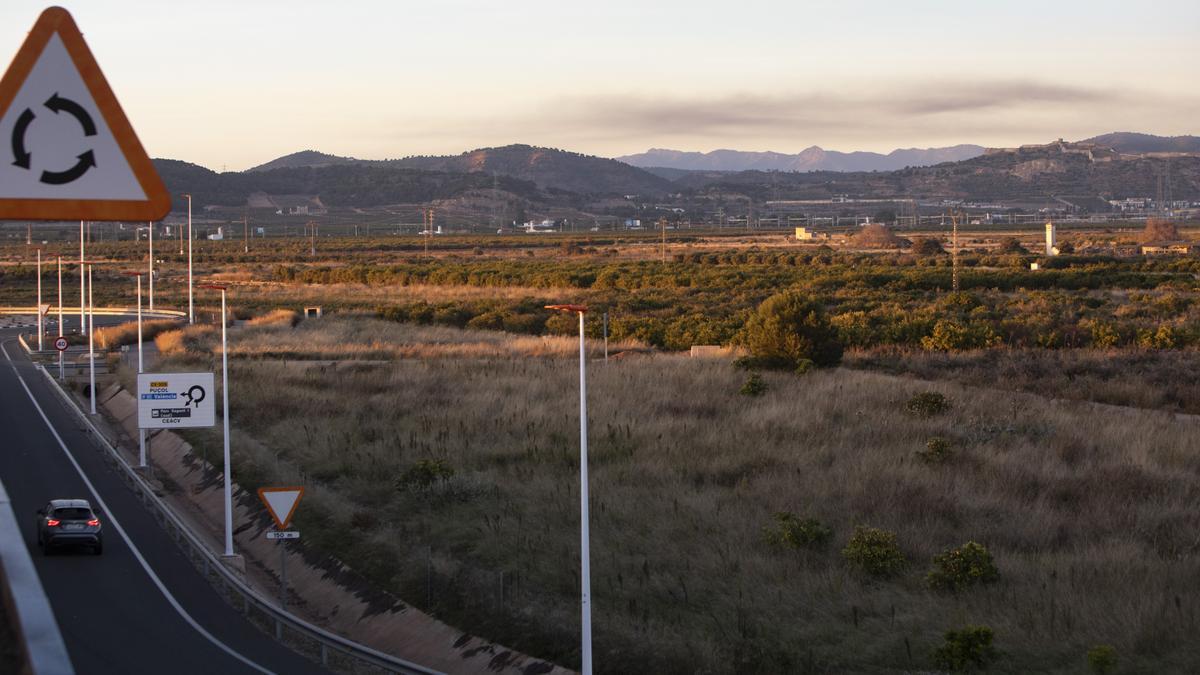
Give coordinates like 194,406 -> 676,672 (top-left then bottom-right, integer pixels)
1,0 -> 1196,171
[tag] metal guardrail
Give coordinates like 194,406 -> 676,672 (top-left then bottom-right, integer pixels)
0,306 -> 187,320
36,365 -> 441,675
0,477 -> 75,675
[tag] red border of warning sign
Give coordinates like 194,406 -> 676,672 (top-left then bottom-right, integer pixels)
257,486 -> 305,530
0,7 -> 171,221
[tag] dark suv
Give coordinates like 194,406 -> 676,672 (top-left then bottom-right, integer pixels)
36,499 -> 103,555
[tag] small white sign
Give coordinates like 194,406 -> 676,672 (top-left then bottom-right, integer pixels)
266,531 -> 300,540
137,372 -> 215,429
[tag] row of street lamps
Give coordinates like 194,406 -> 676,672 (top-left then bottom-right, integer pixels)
31,222 -> 597,673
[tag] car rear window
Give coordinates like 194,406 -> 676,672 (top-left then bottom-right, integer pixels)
52,508 -> 92,520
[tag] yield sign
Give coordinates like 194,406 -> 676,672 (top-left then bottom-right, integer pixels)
0,7 -> 170,221
257,487 -> 305,530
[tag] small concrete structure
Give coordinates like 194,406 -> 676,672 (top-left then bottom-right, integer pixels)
303,306 -> 322,318
1045,221 -> 1058,256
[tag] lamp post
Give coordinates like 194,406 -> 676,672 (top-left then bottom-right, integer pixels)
36,249 -> 43,351
148,221 -> 154,310
184,194 -> 194,324
544,303 -> 592,675
79,221 -> 85,336
57,256 -> 63,380
203,283 -> 234,557
124,272 -> 146,467
85,262 -> 96,415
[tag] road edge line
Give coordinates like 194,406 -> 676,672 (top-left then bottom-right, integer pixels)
1,341 -> 274,675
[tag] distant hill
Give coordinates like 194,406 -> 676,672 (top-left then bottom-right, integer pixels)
667,139 -> 1200,202
153,159 -> 543,211
245,145 -> 673,196
246,150 -> 360,172
384,145 -> 674,196
1080,132 -> 1200,154
617,144 -> 986,172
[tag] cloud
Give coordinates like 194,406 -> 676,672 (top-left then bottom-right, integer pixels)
379,78 -> 1197,156
543,80 -> 1128,137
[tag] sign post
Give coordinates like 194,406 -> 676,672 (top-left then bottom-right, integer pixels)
258,487 -> 304,609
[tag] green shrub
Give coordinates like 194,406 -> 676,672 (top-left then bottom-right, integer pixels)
926,541 -> 999,590
842,526 -> 906,577
1087,645 -> 1118,674
905,392 -> 951,418
736,291 -> 843,370
763,512 -> 832,549
917,436 -> 954,464
911,237 -> 946,255
396,459 -> 455,490
739,373 -> 767,397
921,319 -> 1001,350
933,625 -> 997,671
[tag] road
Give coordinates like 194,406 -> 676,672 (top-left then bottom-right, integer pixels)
0,324 -> 329,674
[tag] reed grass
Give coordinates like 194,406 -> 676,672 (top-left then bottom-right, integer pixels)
157,318 -> 1200,673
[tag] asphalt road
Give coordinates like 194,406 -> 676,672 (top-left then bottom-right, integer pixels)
0,324 -> 329,674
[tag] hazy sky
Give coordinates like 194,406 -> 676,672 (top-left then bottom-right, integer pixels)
1,1 -> 1196,170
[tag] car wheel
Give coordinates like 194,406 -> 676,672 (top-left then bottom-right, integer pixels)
94,541 -> 103,556
40,542 -> 49,556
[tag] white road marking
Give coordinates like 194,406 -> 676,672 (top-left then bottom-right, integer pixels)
2,340 -> 274,674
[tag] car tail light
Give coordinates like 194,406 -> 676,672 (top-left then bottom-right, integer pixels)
87,519 -> 100,526
46,519 -> 60,527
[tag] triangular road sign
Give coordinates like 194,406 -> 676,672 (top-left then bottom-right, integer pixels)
0,7 -> 170,221
257,487 -> 305,530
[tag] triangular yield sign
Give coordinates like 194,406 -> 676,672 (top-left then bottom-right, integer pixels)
257,487 -> 305,530
0,7 -> 170,221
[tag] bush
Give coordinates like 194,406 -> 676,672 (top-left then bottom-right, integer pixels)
739,373 -> 767,397
997,237 -> 1027,254
921,319 -> 1001,350
1087,645 -> 1118,674
933,625 -> 998,671
911,237 -> 946,255
762,512 -> 832,549
905,392 -> 951,418
396,459 -> 455,490
926,541 -> 999,590
842,526 -> 905,577
736,291 -> 843,370
918,436 -> 954,464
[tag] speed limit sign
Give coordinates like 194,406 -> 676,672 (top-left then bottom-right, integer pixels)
54,337 -> 68,352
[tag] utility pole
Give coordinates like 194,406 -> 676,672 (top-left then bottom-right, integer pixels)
243,215 -> 249,253
660,217 -> 667,262
951,211 -> 960,293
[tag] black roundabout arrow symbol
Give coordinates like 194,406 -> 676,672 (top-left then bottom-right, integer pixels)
44,92 -> 96,136
11,108 -> 35,169
40,150 -> 96,185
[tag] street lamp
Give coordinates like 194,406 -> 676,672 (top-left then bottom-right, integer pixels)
36,249 -> 43,351
79,221 -> 86,336
184,194 -> 194,324
148,221 -> 154,310
202,283 -> 234,557
83,261 -> 98,414
544,303 -> 593,675
57,256 -> 63,380
124,272 -> 146,467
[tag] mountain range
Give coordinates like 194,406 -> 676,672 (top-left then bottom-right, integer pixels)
152,132 -> 1200,216
616,144 -> 987,173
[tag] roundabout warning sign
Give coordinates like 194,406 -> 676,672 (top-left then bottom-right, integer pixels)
0,7 -> 170,221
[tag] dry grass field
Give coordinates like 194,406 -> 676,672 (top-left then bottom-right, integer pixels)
144,316 -> 1200,674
